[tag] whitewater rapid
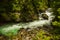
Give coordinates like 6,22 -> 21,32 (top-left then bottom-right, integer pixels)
0,8 -> 55,36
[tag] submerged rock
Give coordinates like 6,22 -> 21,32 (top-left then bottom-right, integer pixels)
42,13 -> 48,20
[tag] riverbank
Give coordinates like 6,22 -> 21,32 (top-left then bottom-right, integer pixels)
0,26 -> 53,40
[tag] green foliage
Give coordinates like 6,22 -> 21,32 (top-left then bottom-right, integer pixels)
33,29 -> 51,40
37,0 -> 48,11
9,12 -> 20,22
57,8 -> 60,14
49,0 -> 60,40
0,0 -> 48,22
50,0 -> 60,27
52,21 -> 60,27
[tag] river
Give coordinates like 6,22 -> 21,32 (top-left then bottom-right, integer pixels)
0,8 -> 55,36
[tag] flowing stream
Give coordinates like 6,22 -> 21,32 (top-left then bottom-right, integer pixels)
0,8 -> 55,36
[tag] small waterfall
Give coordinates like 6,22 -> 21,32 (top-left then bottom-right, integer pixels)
0,8 -> 55,36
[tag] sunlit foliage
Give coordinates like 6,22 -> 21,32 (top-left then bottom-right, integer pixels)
0,0 -> 48,22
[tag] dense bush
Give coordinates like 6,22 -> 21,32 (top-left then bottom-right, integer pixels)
51,0 -> 60,27
0,0 -> 60,27
0,0 -> 48,22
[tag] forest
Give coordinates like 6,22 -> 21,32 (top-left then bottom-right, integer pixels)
0,0 -> 60,40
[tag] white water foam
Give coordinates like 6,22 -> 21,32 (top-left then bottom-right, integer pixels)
0,8 -> 55,36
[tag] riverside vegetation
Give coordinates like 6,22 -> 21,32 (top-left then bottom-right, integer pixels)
0,0 -> 60,40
